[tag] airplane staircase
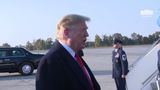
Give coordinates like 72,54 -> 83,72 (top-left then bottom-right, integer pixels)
126,38 -> 160,90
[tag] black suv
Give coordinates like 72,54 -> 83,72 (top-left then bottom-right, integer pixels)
0,47 -> 44,75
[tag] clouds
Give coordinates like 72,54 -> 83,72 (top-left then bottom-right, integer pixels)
140,9 -> 154,17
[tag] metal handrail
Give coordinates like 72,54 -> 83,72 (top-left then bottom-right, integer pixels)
141,69 -> 159,89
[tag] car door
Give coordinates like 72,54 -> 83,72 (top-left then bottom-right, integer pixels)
10,49 -> 26,63
0,49 -> 13,71
0,49 -> 26,71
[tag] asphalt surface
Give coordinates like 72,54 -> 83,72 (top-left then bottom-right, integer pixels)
0,45 -> 150,90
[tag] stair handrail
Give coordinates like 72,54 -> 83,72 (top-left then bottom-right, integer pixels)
141,69 -> 159,89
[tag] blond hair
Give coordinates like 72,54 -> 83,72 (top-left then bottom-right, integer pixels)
56,14 -> 90,39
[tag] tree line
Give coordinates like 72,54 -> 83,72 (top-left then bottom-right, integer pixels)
93,31 -> 160,47
0,38 -> 53,50
0,32 -> 159,50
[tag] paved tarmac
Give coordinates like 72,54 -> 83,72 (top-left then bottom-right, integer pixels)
0,45 -> 150,90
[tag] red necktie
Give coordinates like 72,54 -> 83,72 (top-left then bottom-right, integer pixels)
74,54 -> 94,90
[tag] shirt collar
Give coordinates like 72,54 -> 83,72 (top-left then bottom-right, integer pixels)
114,49 -> 118,52
58,40 -> 75,58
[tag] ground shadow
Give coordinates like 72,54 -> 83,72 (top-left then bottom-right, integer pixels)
0,73 -> 36,81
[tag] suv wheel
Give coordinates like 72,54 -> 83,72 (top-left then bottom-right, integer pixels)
19,62 -> 34,75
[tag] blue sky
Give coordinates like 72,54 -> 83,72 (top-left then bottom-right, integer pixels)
0,0 -> 160,46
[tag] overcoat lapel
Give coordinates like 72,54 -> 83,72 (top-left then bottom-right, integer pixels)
54,41 -> 91,90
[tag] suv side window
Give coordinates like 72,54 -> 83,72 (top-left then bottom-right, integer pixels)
12,50 -> 25,56
0,50 -> 7,57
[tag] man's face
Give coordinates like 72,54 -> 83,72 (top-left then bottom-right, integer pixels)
113,44 -> 117,48
69,22 -> 89,52
113,43 -> 119,49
